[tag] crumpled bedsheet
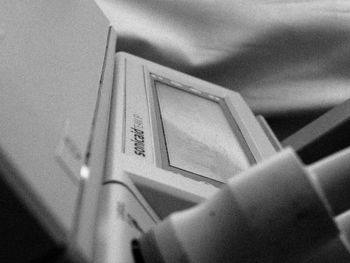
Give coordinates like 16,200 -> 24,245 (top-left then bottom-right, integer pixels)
95,0 -> 350,118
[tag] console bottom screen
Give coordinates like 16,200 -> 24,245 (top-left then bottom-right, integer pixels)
155,81 -> 251,182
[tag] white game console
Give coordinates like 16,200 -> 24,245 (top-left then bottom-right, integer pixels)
94,52 -> 278,262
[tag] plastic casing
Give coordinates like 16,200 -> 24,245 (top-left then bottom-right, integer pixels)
0,1 -> 116,262
94,52 -> 277,263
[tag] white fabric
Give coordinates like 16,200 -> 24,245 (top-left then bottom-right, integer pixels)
95,0 -> 350,117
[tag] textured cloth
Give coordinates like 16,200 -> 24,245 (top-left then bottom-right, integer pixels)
96,0 -> 350,118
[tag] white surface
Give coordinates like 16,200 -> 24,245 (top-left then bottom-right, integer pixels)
0,0 -> 109,236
